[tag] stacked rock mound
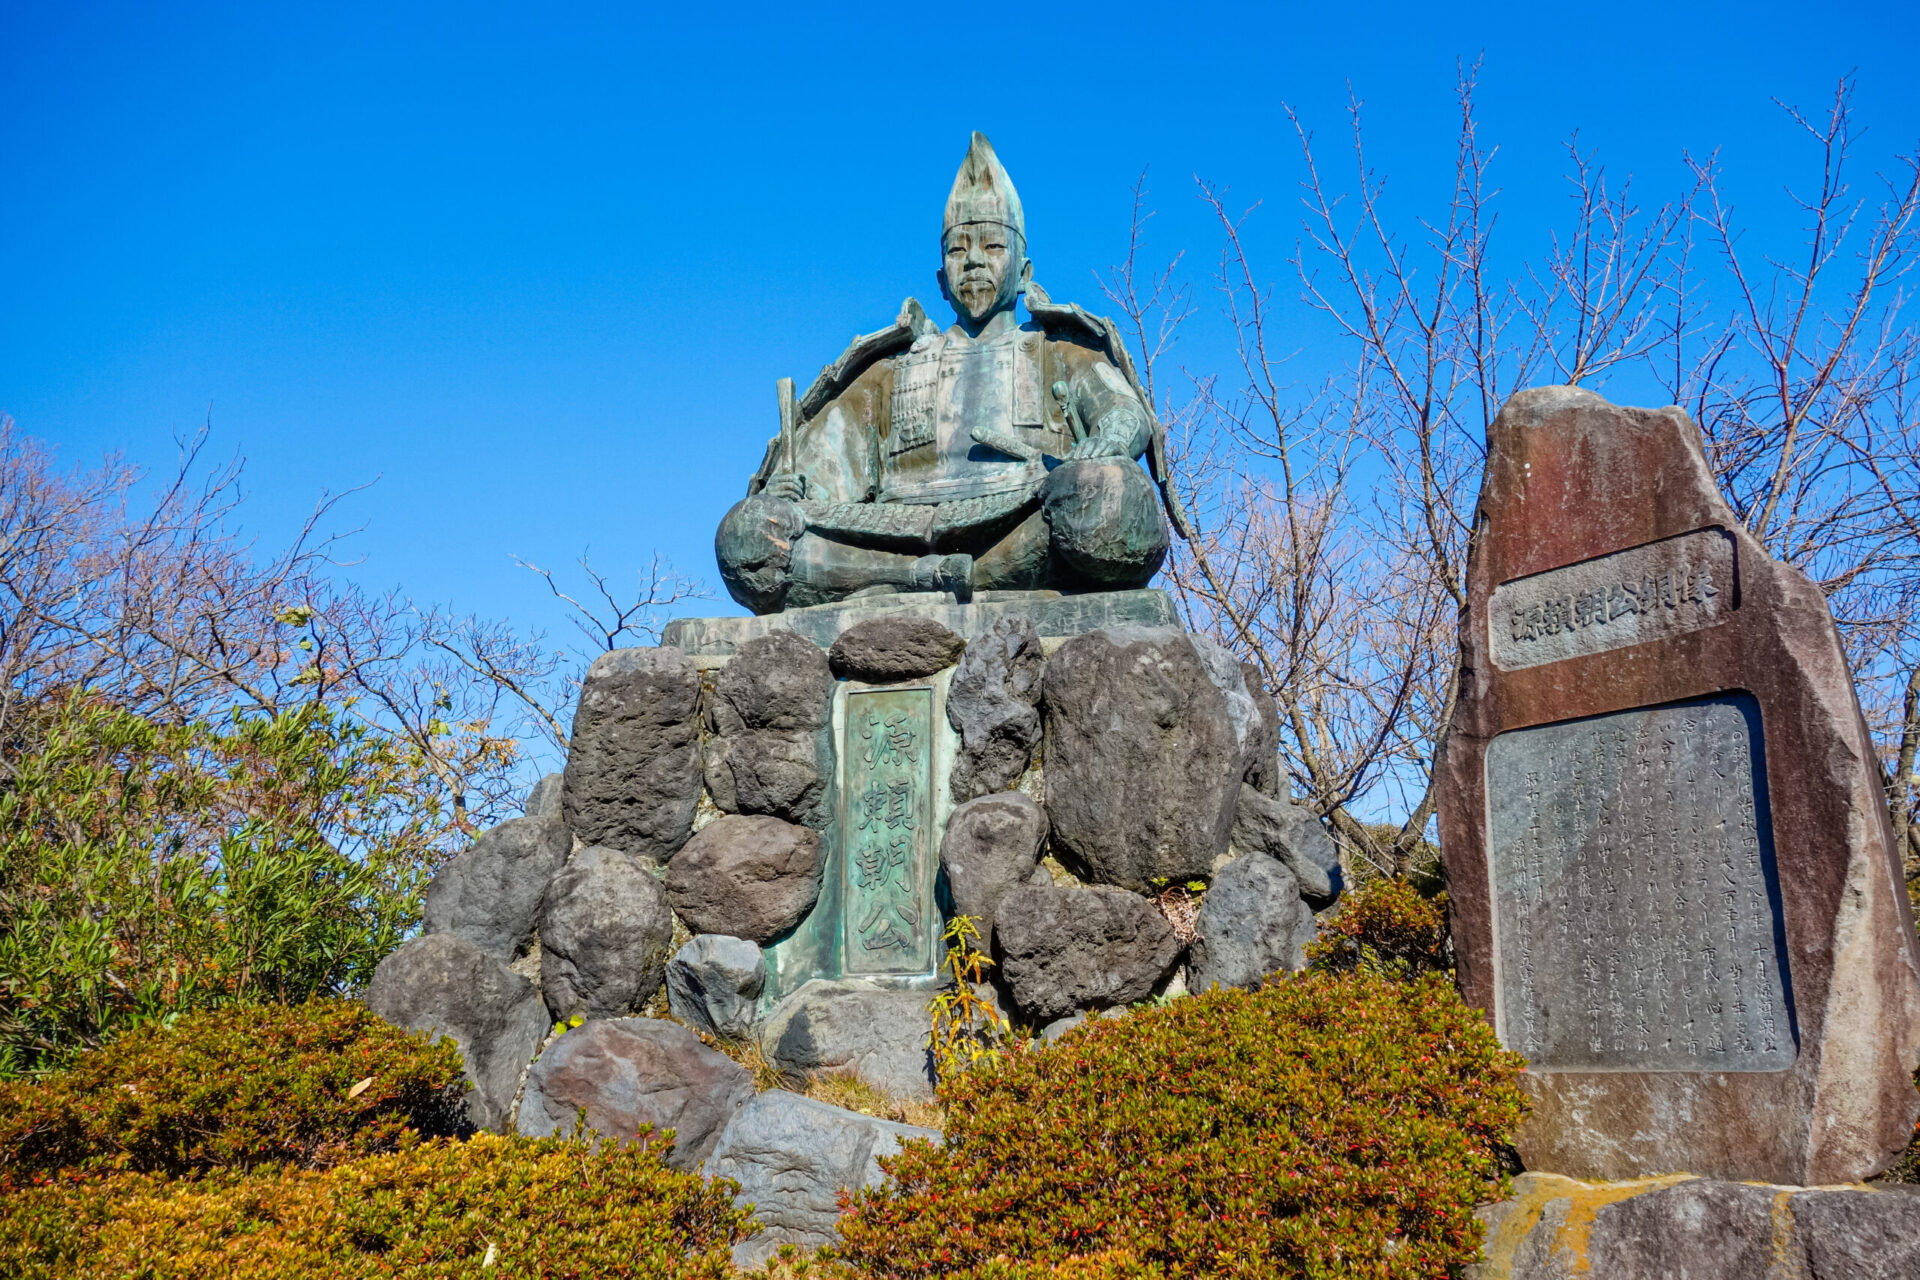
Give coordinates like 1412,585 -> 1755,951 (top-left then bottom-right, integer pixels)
364,598 -> 1342,1262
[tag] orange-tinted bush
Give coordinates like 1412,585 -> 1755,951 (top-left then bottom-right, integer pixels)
835,972 -> 1526,1280
0,1131 -> 749,1280
0,998 -> 464,1183
1306,877 -> 1452,977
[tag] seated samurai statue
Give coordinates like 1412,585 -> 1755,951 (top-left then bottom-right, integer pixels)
715,132 -> 1188,614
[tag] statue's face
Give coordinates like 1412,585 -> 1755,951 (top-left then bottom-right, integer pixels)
940,222 -> 1029,326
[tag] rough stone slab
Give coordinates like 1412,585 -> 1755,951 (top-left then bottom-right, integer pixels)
994,882 -> 1183,1022
1042,626 -> 1241,891
562,646 -> 705,860
939,791 -> 1047,949
1229,784 -> 1340,908
666,934 -> 765,1040
538,845 -> 675,1022
665,814 -> 823,944
363,933 -> 547,1134
760,979 -> 939,1100
660,588 -> 1177,656
515,1017 -> 753,1170
1469,1171 -> 1920,1280
1186,854 -> 1311,992
828,616 -> 967,681
1436,385 -> 1920,1184
706,1090 -> 940,1268
422,813 -> 572,961
703,631 -> 835,829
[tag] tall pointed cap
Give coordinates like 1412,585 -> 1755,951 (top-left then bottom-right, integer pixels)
943,131 -> 1025,244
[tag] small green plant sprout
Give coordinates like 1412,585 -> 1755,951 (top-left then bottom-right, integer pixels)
926,915 -> 1010,1078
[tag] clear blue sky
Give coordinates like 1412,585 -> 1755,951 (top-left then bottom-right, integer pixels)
5,1 -> 1917,647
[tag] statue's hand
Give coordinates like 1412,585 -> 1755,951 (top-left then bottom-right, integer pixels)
763,472 -> 807,500
1066,435 -> 1127,461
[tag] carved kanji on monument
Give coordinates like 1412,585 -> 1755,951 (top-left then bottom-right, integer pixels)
843,689 -> 938,976
1438,385 -> 1920,1184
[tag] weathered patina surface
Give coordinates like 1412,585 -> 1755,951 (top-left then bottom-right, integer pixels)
715,133 -> 1184,613
1437,385 -> 1920,1185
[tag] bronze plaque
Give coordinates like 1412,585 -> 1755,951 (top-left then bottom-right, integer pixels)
841,688 -> 938,975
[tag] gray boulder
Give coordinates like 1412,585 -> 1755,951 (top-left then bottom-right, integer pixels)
1240,661 -> 1282,796
562,647 -> 704,860
1470,1173 -> 1920,1280
1186,855 -> 1312,992
665,814 -> 823,943
363,933 -> 547,1133
422,813 -> 571,960
761,979 -> 938,1100
829,616 -> 967,682
994,882 -> 1184,1022
707,1090 -> 940,1268
1042,627 -> 1241,890
1230,784 -> 1342,908
704,631 -> 835,829
939,791 -> 1047,948
515,1017 -> 754,1170
1040,1012 -> 1087,1043
667,934 -> 765,1039
1190,634 -> 1260,776
538,845 -> 676,1021
524,771 -> 563,818
945,614 -> 1044,801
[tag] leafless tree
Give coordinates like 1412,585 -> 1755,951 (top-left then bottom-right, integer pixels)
1105,72 -> 1920,887
0,418 -> 704,835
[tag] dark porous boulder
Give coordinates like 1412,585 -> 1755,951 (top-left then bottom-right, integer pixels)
562,646 -> 704,860
538,845 -> 676,1022
994,882 -> 1184,1023
939,791 -> 1046,948
1230,784 -> 1342,908
665,814 -> 823,943
704,631 -> 835,829
1240,661 -> 1282,796
1042,626 -> 1240,890
422,813 -> 571,960
761,979 -> 939,1100
1186,855 -> 1312,992
707,1090 -> 940,1268
515,1017 -> 754,1170
364,933 -> 547,1133
829,616 -> 967,682
945,614 -> 1044,801
666,934 -> 765,1039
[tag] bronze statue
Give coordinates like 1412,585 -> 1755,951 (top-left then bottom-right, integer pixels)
715,133 -> 1187,614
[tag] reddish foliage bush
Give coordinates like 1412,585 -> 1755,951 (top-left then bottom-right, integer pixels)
1306,877 -> 1452,977
834,972 -> 1526,1280
0,998 -> 464,1183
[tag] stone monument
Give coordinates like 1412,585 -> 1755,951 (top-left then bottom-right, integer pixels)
1437,385 -> 1920,1184
366,132 -> 1342,1261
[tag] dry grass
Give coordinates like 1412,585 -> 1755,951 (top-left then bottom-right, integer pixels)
800,1071 -> 944,1130
1152,884 -> 1203,944
700,1032 -> 788,1092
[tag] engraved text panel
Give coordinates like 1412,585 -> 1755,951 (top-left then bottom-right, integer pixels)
1486,695 -> 1795,1071
1490,529 -> 1735,671
842,688 -> 938,976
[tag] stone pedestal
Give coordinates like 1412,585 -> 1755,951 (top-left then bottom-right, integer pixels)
1437,386 -> 1920,1184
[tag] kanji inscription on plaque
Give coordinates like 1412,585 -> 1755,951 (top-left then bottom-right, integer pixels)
1486,694 -> 1795,1071
842,688 -> 937,975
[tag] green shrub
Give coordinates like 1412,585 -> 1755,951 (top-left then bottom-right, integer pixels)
834,972 -> 1526,1280
0,1130 -> 750,1280
0,999 -> 464,1182
1306,877 -> 1453,977
0,696 -> 454,1076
